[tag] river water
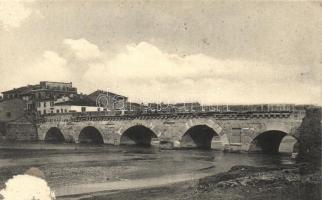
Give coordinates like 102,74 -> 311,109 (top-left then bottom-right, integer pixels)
0,143 -> 294,198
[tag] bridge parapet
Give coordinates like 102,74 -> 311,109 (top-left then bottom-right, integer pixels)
38,110 -> 305,124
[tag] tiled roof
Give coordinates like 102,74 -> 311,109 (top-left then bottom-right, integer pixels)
54,95 -> 96,106
2,85 -> 34,94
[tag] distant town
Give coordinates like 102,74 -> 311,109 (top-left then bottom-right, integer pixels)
0,81 -> 312,120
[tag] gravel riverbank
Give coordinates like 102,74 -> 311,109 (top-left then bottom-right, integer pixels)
76,164 -> 321,200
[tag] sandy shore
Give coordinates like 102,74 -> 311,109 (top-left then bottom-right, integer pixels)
56,172 -> 210,198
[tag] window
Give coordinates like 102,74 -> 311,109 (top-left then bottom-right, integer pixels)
44,102 -> 47,107
64,109 -> 67,113
61,109 -> 63,113
43,110 -> 46,114
50,101 -> 54,107
56,110 -> 59,113
51,111 -> 53,114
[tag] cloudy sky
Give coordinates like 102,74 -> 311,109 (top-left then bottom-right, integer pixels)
0,0 -> 321,105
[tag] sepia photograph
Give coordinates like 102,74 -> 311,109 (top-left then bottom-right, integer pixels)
0,0 -> 321,199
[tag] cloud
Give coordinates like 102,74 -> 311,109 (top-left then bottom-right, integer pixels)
3,39 -> 320,105
30,51 -> 69,81
8,51 -> 70,87
81,41 -> 321,105
63,38 -> 101,61
0,0 -> 35,31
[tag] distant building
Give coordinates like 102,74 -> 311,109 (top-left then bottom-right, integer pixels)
2,81 -> 77,111
145,103 -> 174,113
88,90 -> 128,111
125,102 -> 142,112
37,94 -> 101,115
2,85 -> 34,101
1,83 -> 133,116
172,102 -> 202,113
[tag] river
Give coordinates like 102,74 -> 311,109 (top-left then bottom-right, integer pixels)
0,143 -> 295,199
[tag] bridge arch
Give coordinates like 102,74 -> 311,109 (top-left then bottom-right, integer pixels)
181,125 -> 218,149
78,126 -> 104,144
249,130 -> 298,154
45,127 -> 65,143
120,125 -> 158,146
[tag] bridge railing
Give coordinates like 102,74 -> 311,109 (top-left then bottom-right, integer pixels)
37,110 -> 305,124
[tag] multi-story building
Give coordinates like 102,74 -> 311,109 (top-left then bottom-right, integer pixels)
2,81 -> 78,112
2,85 -> 34,101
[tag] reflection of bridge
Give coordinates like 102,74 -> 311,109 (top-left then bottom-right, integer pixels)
38,111 -> 305,153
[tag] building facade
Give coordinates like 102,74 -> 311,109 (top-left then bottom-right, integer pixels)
2,81 -> 78,113
37,95 -> 102,115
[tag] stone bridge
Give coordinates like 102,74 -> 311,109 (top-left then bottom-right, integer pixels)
37,111 -> 305,153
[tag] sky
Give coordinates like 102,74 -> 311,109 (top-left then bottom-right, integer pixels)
0,0 -> 321,105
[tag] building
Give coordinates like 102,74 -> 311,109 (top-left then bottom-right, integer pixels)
2,85 -> 34,101
88,90 -> 128,111
124,102 -> 143,114
37,95 -> 101,115
2,83 -> 133,116
172,102 -> 202,113
145,103 -> 175,113
2,81 -> 78,111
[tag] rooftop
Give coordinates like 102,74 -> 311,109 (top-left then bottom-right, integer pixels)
2,81 -> 77,96
54,95 -> 96,106
88,90 -> 128,99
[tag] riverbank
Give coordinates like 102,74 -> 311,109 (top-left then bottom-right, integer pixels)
75,164 -> 321,200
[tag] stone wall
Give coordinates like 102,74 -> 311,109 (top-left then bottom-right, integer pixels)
0,117 -> 38,141
0,99 -> 38,141
0,99 -> 26,122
